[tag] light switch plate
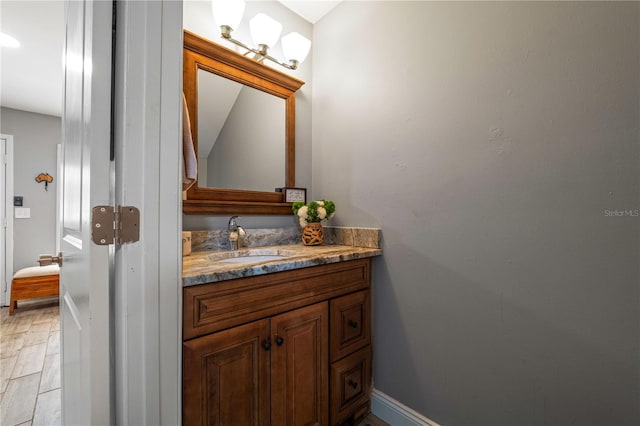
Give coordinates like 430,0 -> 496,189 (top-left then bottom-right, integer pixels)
15,207 -> 31,219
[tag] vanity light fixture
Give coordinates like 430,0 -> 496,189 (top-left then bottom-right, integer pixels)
211,0 -> 311,70
0,32 -> 20,48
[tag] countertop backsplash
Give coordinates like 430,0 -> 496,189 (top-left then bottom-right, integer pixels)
190,227 -> 301,251
189,226 -> 381,252
324,226 -> 381,249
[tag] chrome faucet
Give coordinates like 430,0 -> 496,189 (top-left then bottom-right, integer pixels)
227,215 -> 246,250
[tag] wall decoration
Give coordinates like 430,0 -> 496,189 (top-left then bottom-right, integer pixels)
35,172 -> 54,191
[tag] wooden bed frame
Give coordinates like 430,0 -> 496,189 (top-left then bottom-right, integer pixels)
9,273 -> 60,316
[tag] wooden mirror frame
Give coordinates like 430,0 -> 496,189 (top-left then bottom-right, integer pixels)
183,30 -> 305,215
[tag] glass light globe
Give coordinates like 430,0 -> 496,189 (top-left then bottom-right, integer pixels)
211,0 -> 245,31
0,32 -> 20,48
249,13 -> 282,49
281,32 -> 311,64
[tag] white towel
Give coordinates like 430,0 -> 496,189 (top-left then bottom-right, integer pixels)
182,93 -> 197,191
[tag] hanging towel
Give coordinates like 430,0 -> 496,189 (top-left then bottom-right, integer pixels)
182,93 -> 197,191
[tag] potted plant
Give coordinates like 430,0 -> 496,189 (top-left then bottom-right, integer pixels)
292,200 -> 336,246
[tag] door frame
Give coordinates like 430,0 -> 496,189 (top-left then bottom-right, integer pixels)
56,144 -> 62,255
1,134 -> 14,307
112,1 -> 182,424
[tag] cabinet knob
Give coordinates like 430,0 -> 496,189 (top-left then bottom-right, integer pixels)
262,339 -> 271,351
348,379 -> 358,389
275,336 -> 284,346
348,320 -> 359,329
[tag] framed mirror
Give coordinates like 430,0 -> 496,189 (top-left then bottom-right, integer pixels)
183,30 -> 305,215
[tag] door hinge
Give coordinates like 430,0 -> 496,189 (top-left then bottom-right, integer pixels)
91,205 -> 140,245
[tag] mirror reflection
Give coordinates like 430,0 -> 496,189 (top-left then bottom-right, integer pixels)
197,68 -> 285,192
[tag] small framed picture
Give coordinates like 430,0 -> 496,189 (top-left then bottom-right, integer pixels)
283,187 -> 307,203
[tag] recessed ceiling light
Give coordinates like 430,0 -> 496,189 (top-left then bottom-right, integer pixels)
0,32 -> 20,48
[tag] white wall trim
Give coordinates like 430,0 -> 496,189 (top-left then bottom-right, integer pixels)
55,144 -> 62,255
1,134 -> 14,307
371,388 -> 441,426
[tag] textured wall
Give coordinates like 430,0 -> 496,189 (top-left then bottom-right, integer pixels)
313,2 -> 639,425
1,107 -> 60,272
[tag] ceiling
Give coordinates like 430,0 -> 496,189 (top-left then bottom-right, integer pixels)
0,1 -> 341,118
277,0 -> 341,24
0,1 -> 65,117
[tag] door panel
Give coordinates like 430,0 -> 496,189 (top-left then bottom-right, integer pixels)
271,302 -> 329,426
60,0 -> 113,424
183,319 -> 271,426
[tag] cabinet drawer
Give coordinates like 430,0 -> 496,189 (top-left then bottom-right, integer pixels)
330,290 -> 371,362
330,347 -> 371,426
184,259 -> 370,340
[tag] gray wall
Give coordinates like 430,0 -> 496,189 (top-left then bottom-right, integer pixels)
313,2 -> 639,425
183,0 -> 312,230
1,107 -> 60,271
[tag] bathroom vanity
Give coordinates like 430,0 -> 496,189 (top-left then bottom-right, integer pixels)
181,29 -> 383,425
182,244 -> 381,426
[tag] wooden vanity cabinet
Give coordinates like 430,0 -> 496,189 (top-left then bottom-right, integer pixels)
183,319 -> 271,425
271,303 -> 328,426
183,258 -> 373,426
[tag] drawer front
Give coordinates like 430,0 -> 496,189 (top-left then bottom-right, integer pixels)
184,259 -> 371,340
330,290 -> 371,362
330,347 -> 371,426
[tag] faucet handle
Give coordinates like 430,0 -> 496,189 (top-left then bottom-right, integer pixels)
237,226 -> 246,237
228,215 -> 239,229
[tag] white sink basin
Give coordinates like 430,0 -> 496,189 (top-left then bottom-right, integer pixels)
219,255 -> 286,263
208,248 -> 298,263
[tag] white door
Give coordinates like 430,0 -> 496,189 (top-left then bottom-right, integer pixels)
60,0 -> 113,424
59,0 -> 182,423
1,134 -> 14,307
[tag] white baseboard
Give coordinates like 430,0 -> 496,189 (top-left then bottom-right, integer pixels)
371,388 -> 441,426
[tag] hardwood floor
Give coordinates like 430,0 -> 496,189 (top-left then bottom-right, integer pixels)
1,297 -> 60,426
355,413 -> 390,426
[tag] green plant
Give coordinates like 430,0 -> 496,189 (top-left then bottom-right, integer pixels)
292,200 -> 336,227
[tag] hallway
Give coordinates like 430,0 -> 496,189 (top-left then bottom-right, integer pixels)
0,298 -> 60,425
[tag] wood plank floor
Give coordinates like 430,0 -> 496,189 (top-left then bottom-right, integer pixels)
1,297 -> 60,426
356,413 -> 390,426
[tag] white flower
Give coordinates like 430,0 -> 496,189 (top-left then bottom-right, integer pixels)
317,207 -> 327,220
299,217 -> 308,227
317,201 -> 324,206
297,206 -> 308,218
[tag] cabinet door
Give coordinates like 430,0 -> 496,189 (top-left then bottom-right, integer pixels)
183,319 -> 270,426
271,302 -> 329,426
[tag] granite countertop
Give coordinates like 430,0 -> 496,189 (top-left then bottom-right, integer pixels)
182,244 -> 382,287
